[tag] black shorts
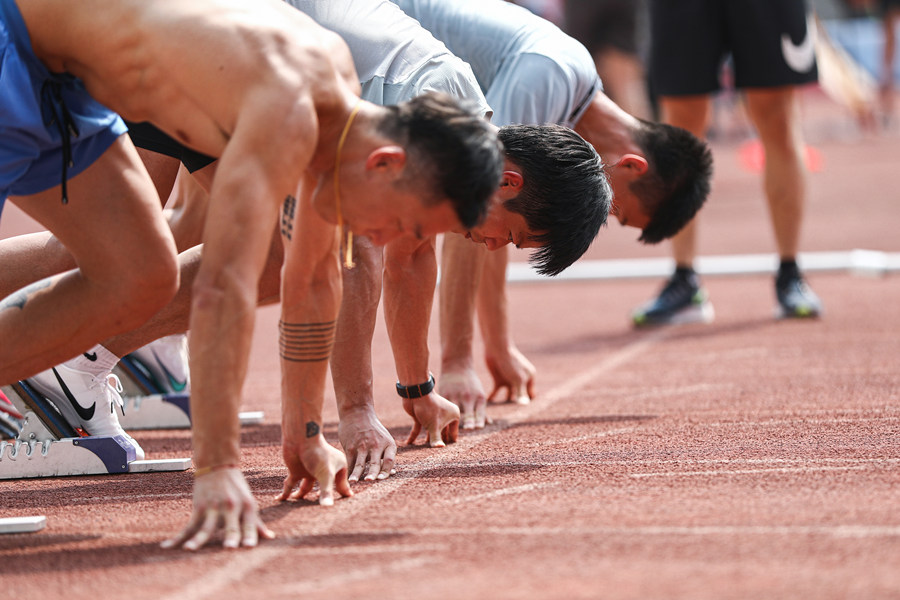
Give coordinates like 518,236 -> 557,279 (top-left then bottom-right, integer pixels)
126,121 -> 216,173
564,0 -> 645,56
649,0 -> 818,96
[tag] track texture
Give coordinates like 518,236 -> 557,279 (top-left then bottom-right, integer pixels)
1,89 -> 898,599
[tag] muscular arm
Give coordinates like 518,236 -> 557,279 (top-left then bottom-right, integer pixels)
439,236 -> 535,429
277,176 -> 352,504
384,234 -> 459,447
167,96 -> 317,551
331,235 -> 399,481
476,246 -> 535,405
438,233 -> 488,428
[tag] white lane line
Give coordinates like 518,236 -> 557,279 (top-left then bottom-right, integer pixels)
625,457 -> 900,467
443,482 -> 560,506
158,329 -> 668,600
285,543 -> 449,556
400,457 -> 900,469
506,249 -> 900,282
415,525 -> 900,539
631,465 -> 874,478
532,427 -> 640,446
704,416 -> 900,427
271,557 -> 437,594
92,458 -> 898,504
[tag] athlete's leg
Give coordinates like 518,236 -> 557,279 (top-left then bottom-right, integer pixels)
658,95 -> 714,267
743,87 -> 806,260
631,93 -> 715,327
0,231 -> 70,297
102,214 -> 285,358
0,152 -> 205,300
0,135 -> 179,382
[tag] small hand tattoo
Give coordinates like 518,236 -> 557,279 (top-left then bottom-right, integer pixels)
306,421 -> 320,438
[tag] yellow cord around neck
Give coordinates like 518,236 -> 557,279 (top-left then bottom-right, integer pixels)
334,100 -> 362,269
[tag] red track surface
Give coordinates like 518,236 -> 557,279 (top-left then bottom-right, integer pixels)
2,89 -> 899,599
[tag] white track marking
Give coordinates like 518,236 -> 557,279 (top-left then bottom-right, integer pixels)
271,557 -> 437,594
631,465 -> 874,478
0,516 -> 45,534
158,330 -> 669,600
414,525 -> 900,539
610,383 -> 732,402
443,482 -> 560,505
704,415 -> 900,427
504,249 -> 900,283
530,427 -> 640,446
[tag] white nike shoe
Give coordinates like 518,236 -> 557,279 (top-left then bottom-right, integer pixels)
127,334 -> 190,395
27,363 -> 145,460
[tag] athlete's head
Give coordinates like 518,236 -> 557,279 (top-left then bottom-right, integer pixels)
377,92 -> 504,229
622,120 -> 714,244
463,124 -> 611,277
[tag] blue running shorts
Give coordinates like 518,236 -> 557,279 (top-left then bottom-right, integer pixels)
0,0 -> 127,214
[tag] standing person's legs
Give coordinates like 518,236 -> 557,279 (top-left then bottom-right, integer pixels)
631,94 -> 716,327
658,95 -> 714,268
881,2 -> 900,120
743,87 -> 805,261
727,0 -> 821,318
564,0 -> 652,119
0,135 -> 179,383
743,86 -> 822,317
632,0 -> 721,327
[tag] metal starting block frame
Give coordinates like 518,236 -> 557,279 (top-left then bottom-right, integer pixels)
115,357 -> 264,430
0,382 -> 191,480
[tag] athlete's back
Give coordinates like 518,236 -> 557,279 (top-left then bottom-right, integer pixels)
18,0 -> 359,158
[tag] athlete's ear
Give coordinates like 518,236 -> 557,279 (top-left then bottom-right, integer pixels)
366,146 -> 407,173
500,170 -> 524,190
615,154 -> 649,175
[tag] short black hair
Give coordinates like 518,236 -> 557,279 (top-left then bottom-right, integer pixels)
630,120 -> 713,244
499,124 -> 611,276
379,92 -> 504,228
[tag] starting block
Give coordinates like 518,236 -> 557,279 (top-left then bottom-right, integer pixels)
115,356 -> 264,430
0,382 -> 191,480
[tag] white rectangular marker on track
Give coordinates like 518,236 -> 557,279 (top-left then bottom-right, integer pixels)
0,515 -> 46,534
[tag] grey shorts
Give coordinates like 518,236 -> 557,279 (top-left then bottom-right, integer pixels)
649,0 -> 818,96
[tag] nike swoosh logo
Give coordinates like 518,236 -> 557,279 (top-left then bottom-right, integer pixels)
84,352 -> 98,361
52,368 -> 96,421
152,348 -> 188,392
781,17 -> 816,74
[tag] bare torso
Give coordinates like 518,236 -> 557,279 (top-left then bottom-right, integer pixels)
18,0 -> 359,160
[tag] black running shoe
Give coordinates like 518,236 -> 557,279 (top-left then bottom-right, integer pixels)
775,269 -> 822,319
632,268 -> 714,327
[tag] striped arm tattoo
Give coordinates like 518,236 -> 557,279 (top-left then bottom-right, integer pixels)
278,319 -> 336,362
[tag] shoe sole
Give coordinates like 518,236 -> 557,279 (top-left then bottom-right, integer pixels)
634,302 -> 715,328
774,305 -> 822,319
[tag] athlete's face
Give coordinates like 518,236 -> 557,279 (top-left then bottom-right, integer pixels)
609,188 -> 650,230
355,190 -> 462,245
313,144 -> 463,245
456,203 -> 541,251
605,154 -> 651,230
